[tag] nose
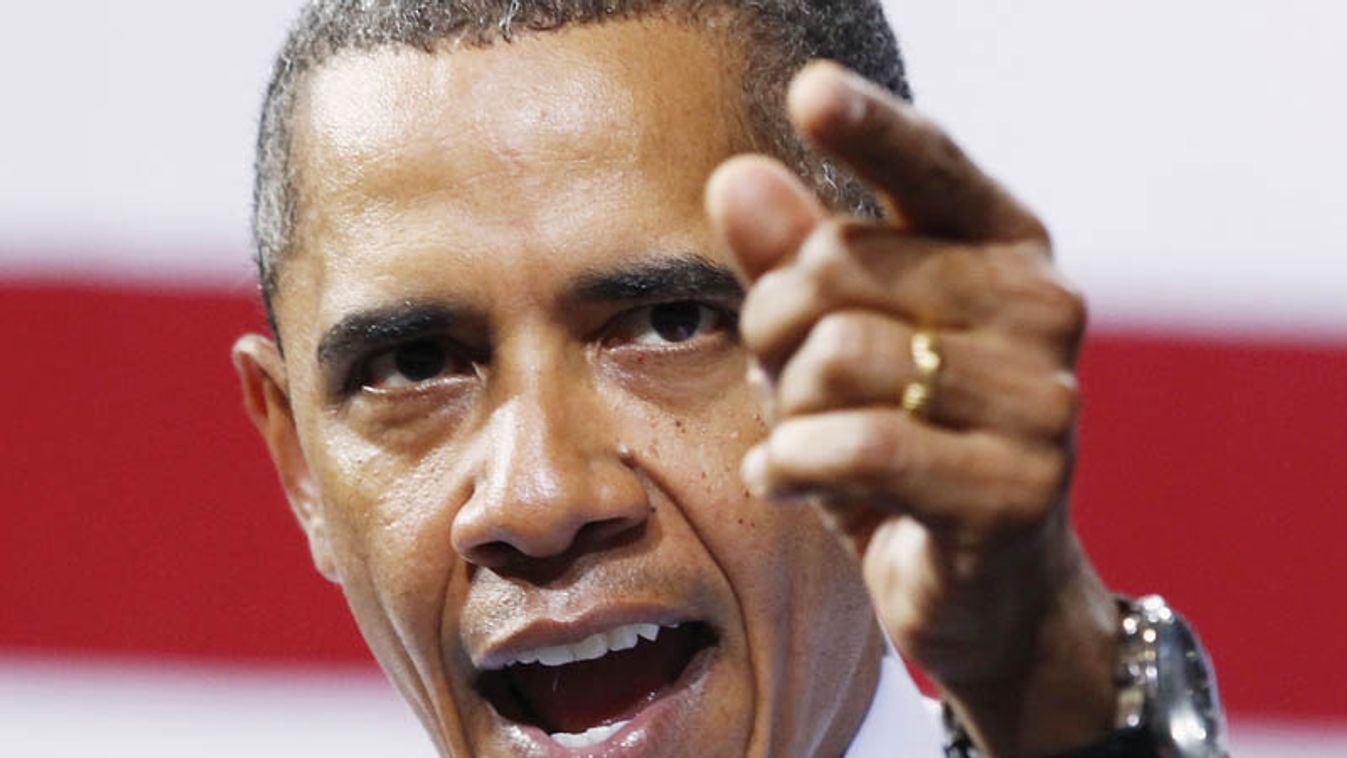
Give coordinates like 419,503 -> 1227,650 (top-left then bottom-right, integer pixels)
450,375 -> 650,570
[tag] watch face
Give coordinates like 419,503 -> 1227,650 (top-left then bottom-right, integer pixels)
1151,604 -> 1229,758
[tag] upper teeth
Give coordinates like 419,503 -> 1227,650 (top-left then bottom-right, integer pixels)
501,622 -> 671,669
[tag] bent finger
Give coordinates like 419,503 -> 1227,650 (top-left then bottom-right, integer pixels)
739,221 -> 994,369
775,313 -> 1077,440
706,154 -> 827,282
742,410 -> 1067,533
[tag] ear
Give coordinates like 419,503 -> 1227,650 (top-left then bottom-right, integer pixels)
232,334 -> 339,583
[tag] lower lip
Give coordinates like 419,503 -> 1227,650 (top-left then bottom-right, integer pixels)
495,642 -> 721,758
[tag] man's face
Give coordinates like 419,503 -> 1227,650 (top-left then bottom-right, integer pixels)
264,19 -> 881,757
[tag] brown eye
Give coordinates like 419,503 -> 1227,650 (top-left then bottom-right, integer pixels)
362,340 -> 455,390
639,302 -> 722,345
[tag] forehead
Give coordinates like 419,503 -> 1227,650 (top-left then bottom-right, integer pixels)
295,21 -> 744,241
296,20 -> 742,166
279,19 -> 751,331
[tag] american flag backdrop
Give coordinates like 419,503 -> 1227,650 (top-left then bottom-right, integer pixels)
1,2 -> 1343,755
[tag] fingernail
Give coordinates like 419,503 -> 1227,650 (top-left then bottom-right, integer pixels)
835,76 -> 868,126
818,64 -> 868,126
746,363 -> 768,387
741,445 -> 769,497
792,62 -> 868,130
746,365 -> 776,416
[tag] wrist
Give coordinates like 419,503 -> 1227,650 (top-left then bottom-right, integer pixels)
942,593 -> 1230,758
938,534 -> 1119,756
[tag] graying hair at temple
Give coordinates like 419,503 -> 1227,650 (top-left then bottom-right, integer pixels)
252,0 -> 912,333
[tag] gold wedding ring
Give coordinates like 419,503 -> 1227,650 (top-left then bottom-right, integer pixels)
900,330 -> 943,418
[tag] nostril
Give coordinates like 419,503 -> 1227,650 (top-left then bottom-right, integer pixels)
465,517 -> 651,583
575,516 -> 648,553
466,541 -> 525,571
449,454 -> 653,571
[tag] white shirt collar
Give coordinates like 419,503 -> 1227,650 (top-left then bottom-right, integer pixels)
845,644 -> 944,756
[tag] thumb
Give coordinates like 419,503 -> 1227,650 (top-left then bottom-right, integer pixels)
706,155 -> 826,282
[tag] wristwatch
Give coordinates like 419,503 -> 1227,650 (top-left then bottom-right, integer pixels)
1114,595 -> 1229,757
943,595 -> 1229,758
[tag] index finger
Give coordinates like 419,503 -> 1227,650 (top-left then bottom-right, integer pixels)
788,61 -> 1048,243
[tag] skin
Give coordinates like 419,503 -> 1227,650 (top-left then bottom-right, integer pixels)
236,21 -> 881,758
711,67 -> 1117,754
235,16 -> 1118,758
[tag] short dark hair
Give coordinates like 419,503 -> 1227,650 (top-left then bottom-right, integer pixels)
253,0 -> 911,334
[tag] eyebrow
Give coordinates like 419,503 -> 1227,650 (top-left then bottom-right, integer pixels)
571,255 -> 744,305
314,256 -> 742,367
316,302 -> 461,368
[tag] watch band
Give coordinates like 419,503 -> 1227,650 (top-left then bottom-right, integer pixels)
942,595 -> 1228,758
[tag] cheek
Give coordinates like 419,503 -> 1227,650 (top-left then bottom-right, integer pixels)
613,375 -> 838,614
616,372 -> 763,504
310,424 -> 467,638
622,376 -> 867,659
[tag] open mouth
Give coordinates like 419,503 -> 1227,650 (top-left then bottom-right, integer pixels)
477,621 -> 718,748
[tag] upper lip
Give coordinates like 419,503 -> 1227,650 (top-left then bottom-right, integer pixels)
471,604 -> 701,672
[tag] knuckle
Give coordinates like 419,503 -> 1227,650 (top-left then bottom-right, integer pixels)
944,252 -> 998,317
798,220 -> 855,287
741,270 -> 824,356
738,278 -> 778,351
795,270 -> 830,318
1035,276 -> 1089,340
1057,286 -> 1089,337
1009,453 -> 1069,524
987,254 -> 1088,343
1037,374 -> 1080,439
808,314 -> 865,392
979,448 -> 1067,534
849,416 -> 911,483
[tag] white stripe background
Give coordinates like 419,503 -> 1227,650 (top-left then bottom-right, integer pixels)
3,1 -> 1344,335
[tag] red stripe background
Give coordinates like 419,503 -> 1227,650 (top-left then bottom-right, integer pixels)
2,283 -> 1343,720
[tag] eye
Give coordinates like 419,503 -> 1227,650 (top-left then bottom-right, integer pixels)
630,302 -> 729,346
359,339 -> 465,391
